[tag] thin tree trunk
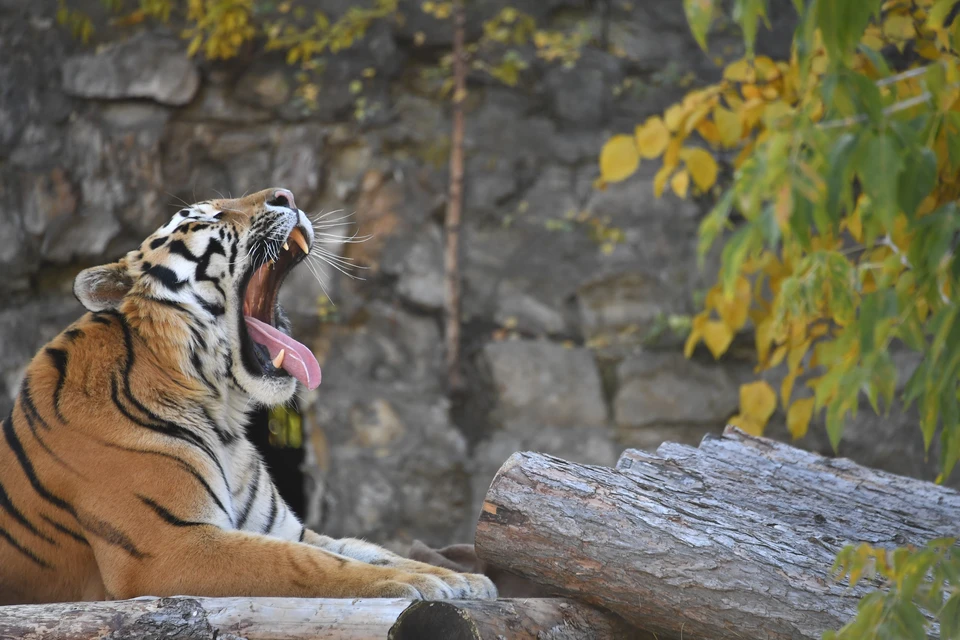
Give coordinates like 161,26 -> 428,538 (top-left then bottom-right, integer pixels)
474,427 -> 960,640
444,0 -> 467,393
389,598 -> 647,640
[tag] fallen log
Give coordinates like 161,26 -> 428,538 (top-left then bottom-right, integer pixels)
475,426 -> 960,640
388,598 -> 647,640
0,596 -> 410,640
0,595 -> 639,640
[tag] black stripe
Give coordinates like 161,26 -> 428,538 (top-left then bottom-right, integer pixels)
167,239 -> 200,263
194,295 -> 225,318
142,296 -> 185,312
19,379 -> 50,431
0,474 -> 56,545
235,462 -> 262,530
110,376 -> 225,484
4,415 -> 146,559
144,264 -> 188,292
40,515 -> 88,546
298,526 -> 306,542
0,523 -> 51,569
190,351 -> 218,393
263,485 -> 278,534
3,415 -> 72,514
76,513 -> 148,559
149,237 -> 167,250
202,407 -> 235,446
45,348 -> 69,424
91,314 -> 113,326
97,441 -> 231,523
17,400 -> 85,478
106,311 -> 229,487
138,495 -> 207,528
64,328 -> 84,343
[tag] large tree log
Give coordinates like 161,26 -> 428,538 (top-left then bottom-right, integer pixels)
389,598 -> 647,640
475,427 -> 960,640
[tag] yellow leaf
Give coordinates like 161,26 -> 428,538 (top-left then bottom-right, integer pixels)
714,105 -> 741,147
635,116 -> 670,158
755,317 -> 774,365
664,103 -> 688,132
703,320 -> 733,359
728,413 -> 764,436
653,163 -> 673,198
787,397 -> 815,439
754,56 -> 779,81
774,184 -> 793,230
717,276 -> 751,330
683,101 -> 713,136
681,147 -> 719,192
769,343 -> 788,367
740,381 -> 777,425
684,312 -> 708,358
723,58 -> 754,82
788,338 -> 811,373
671,169 -> 690,198
883,14 -> 915,40
781,367 -> 799,406
599,135 -> 640,183
701,122 -> 728,153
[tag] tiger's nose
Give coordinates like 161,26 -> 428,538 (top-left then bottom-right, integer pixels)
269,188 -> 297,212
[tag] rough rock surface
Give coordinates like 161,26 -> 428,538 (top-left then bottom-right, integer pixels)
1,0 -> 952,552
62,33 -> 200,106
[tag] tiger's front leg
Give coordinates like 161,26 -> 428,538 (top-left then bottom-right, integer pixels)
91,526 -> 493,600
301,530 -> 498,599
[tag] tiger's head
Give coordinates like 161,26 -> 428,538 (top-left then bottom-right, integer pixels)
73,188 -> 321,407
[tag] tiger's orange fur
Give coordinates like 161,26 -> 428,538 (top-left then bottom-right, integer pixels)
0,189 -> 496,604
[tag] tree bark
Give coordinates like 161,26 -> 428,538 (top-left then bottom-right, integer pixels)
389,598 -> 647,640
443,0 -> 467,393
0,596 -> 410,640
475,427 -> 960,640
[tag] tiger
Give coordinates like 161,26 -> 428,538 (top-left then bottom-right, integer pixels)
0,188 -> 497,605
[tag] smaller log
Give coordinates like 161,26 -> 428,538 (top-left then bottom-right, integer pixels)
388,598 -> 647,640
0,596 -> 411,640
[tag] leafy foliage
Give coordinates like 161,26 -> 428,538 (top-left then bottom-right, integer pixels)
599,0 -> 960,482
599,0 -> 960,635
829,539 -> 960,640
59,1 -> 590,113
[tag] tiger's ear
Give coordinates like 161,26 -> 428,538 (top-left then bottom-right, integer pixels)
74,262 -> 134,312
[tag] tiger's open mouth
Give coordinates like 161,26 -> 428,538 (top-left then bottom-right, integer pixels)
238,225 -> 322,390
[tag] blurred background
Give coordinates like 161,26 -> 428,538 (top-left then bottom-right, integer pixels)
0,0 -> 950,554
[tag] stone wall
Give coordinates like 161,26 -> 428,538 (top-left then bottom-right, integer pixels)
0,0 -> 952,552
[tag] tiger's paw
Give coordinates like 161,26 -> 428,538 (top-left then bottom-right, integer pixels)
366,571 -> 497,600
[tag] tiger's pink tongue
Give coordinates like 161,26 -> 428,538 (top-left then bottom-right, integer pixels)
244,316 -> 322,390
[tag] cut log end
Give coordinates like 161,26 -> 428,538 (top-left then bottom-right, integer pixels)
389,601 -> 481,640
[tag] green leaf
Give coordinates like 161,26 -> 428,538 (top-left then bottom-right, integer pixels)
684,0 -> 714,51
941,592 -> 960,640
698,188 -> 735,263
898,148 -> 938,217
733,0 -> 767,56
859,134 -> 903,226
947,112 -> 960,171
859,291 -> 879,356
825,402 -> 845,452
825,132 -> 859,220
720,224 -> 759,297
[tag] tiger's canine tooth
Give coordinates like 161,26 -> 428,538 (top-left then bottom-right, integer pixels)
272,349 -> 286,368
288,227 -> 309,254
283,242 -> 289,251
